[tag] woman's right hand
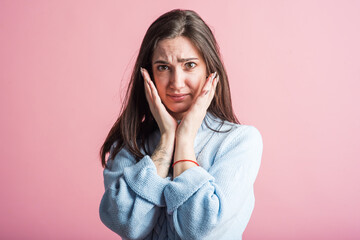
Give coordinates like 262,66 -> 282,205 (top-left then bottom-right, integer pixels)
141,67 -> 178,137
141,68 -> 177,177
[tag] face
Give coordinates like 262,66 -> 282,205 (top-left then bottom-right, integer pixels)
151,36 -> 207,120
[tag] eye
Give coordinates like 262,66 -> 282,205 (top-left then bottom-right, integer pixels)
157,65 -> 169,71
185,62 -> 197,69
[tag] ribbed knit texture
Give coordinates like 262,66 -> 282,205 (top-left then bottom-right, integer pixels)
99,112 -> 263,240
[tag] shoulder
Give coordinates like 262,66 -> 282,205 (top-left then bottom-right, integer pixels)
219,124 -> 262,153
202,113 -> 263,183
105,141 -> 136,170
203,113 -> 263,158
225,123 -> 262,145
212,118 -> 263,180
205,112 -> 262,144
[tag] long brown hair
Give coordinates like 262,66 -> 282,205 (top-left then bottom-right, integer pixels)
100,9 -> 239,168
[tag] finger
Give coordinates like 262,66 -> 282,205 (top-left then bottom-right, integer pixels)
141,68 -> 158,99
199,74 -> 219,109
144,78 -> 152,103
206,75 -> 219,101
141,68 -> 167,117
202,72 -> 217,96
210,75 -> 219,95
147,77 -> 159,99
142,69 -> 162,105
141,68 -> 153,100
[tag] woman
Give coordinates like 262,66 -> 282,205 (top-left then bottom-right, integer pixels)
99,9 -> 263,240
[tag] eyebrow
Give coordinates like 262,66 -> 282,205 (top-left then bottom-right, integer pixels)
153,58 -> 199,64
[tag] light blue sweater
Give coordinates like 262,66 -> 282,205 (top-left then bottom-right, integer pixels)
99,113 -> 263,240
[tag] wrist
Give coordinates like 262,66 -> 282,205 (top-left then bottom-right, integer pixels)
174,142 -> 195,162
159,133 -> 175,149
173,137 -> 197,178
173,159 -> 198,178
175,135 -> 195,147
172,159 -> 199,168
161,132 -> 175,142
151,134 -> 175,178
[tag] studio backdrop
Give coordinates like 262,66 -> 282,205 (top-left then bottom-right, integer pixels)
0,0 -> 359,239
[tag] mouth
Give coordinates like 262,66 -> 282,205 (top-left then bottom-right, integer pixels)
167,93 -> 189,102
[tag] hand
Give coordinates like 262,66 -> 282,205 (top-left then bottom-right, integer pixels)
176,72 -> 219,142
142,67 -> 177,178
172,72 -> 219,178
141,68 -> 178,138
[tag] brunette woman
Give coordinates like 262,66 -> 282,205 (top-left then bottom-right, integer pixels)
99,9 -> 263,240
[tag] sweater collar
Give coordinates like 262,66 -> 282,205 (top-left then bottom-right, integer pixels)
175,112 -> 224,133
199,111 -> 225,132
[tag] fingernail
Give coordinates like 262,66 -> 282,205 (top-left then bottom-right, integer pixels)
140,67 -> 144,77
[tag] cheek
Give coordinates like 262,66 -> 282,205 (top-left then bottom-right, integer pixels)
153,78 -> 166,96
190,76 -> 206,94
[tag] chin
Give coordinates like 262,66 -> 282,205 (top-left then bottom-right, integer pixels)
167,105 -> 190,119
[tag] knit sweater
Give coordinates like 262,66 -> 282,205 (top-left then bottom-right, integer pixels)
99,112 -> 263,240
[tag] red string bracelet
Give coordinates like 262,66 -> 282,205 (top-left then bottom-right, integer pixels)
172,159 -> 199,168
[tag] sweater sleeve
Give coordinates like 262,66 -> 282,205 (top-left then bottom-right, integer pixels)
99,146 -> 171,240
164,125 -> 263,239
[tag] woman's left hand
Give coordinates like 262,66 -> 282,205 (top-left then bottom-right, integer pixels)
176,72 -> 219,143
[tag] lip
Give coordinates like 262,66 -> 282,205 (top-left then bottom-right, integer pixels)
167,93 -> 189,102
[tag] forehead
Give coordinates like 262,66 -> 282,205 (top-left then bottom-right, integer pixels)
152,36 -> 203,62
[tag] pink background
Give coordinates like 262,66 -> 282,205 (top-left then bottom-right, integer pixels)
1,0 -> 359,239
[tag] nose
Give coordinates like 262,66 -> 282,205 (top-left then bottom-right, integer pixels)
169,68 -> 186,89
